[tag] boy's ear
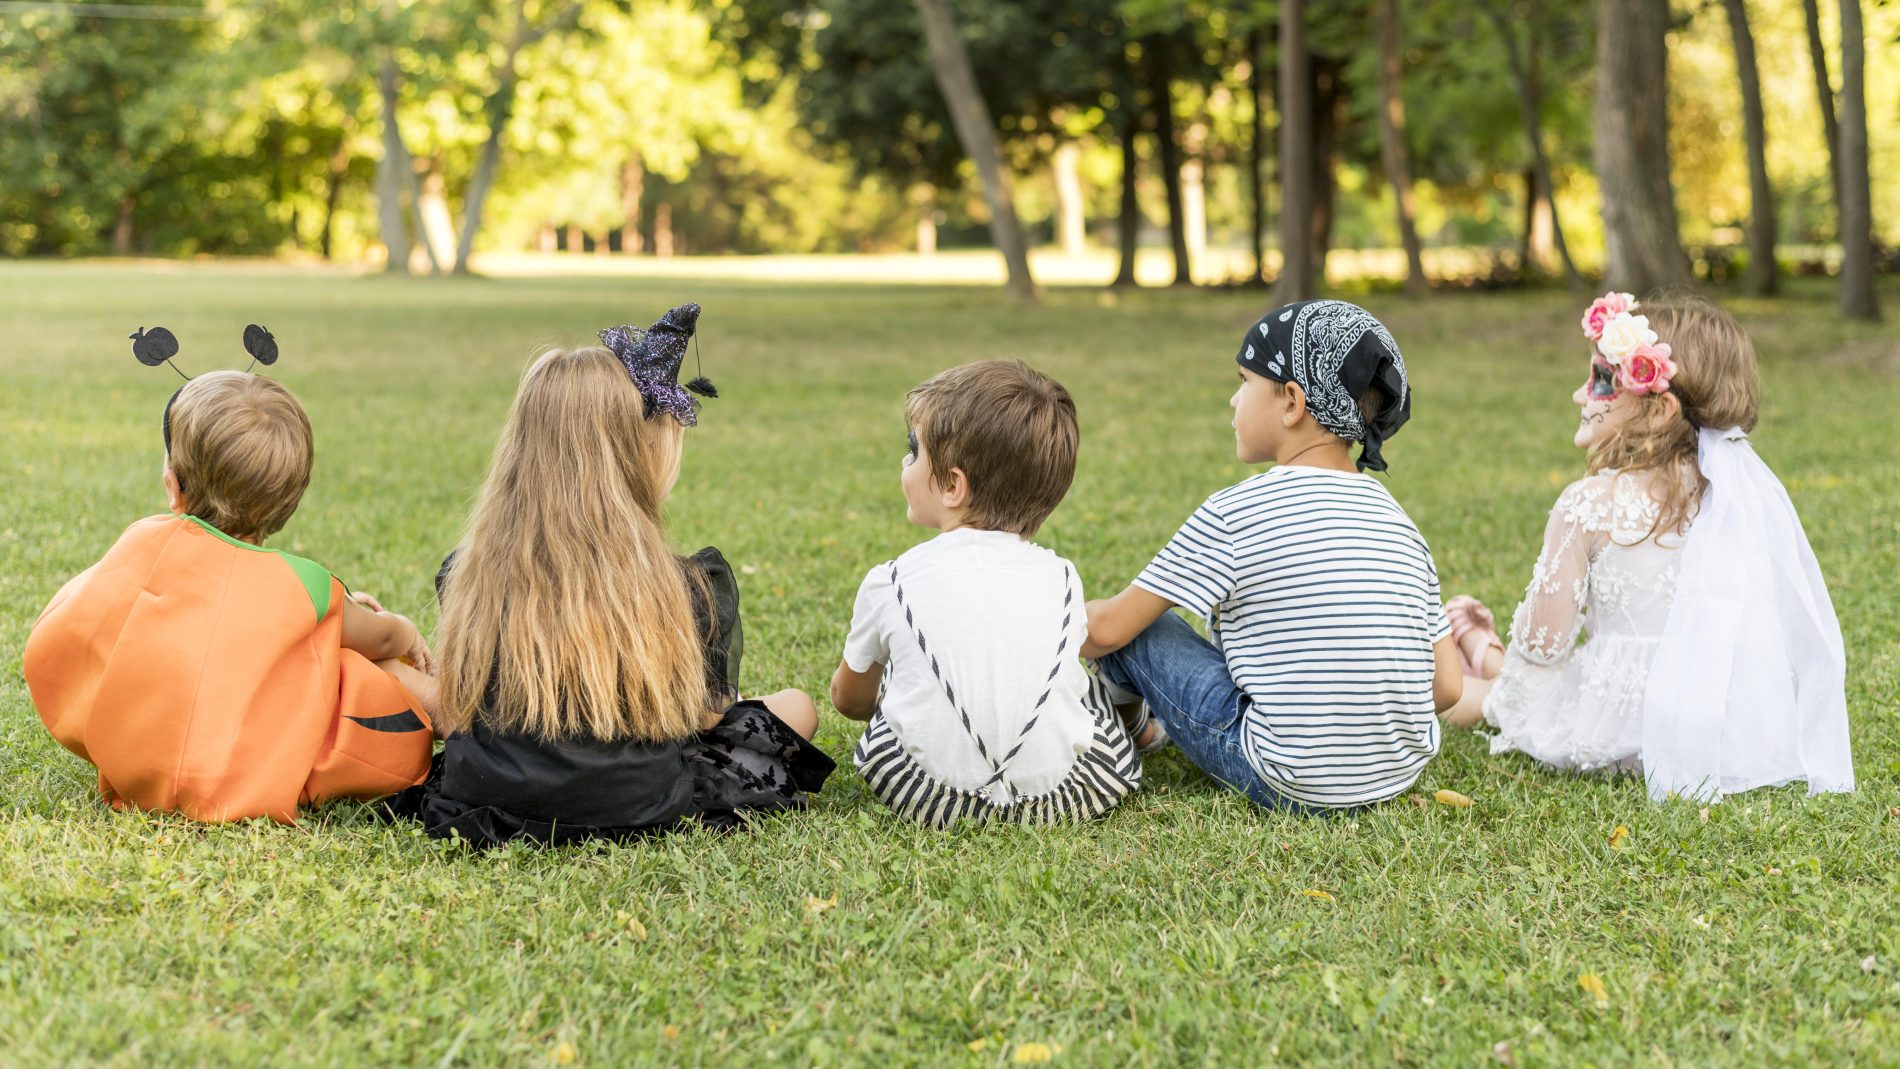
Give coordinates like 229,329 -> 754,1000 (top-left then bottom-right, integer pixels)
939,467 -> 971,509
1281,381 -> 1309,428
162,466 -> 184,513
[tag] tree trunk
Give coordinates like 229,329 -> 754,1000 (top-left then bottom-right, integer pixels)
1309,60 -> 1342,278
1248,26 -> 1269,284
654,203 -> 674,257
1520,168 -> 1557,274
112,194 -> 134,255
564,224 -> 581,252
1054,140 -> 1086,254
1720,0 -> 1777,296
1801,0 -> 1843,211
1836,0 -> 1880,320
1181,118 -> 1207,271
1147,37 -> 1192,286
418,169 -> 457,268
912,0 -> 1038,299
1276,0 -> 1316,303
620,155 -> 644,254
1483,1 -> 1582,291
319,139 -> 348,260
374,53 -> 413,275
1114,61 -> 1142,288
1593,0 -> 1692,293
1374,0 -> 1427,293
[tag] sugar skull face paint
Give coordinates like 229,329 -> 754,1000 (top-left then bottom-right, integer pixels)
1587,359 -> 1619,400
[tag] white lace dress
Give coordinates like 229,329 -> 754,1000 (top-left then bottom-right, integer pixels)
1482,471 -> 1685,772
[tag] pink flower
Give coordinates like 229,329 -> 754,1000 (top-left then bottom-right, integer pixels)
1619,342 -> 1677,394
1580,291 -> 1638,341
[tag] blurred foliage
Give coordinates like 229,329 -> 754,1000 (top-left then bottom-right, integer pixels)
0,0 -> 1894,264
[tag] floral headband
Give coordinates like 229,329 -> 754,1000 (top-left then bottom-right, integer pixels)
1580,291 -> 1675,396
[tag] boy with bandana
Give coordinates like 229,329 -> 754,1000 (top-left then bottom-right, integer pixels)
1083,300 -> 1463,812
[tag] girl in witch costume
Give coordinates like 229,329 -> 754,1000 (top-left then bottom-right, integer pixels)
23,327 -> 437,824
1441,295 -> 1853,802
386,304 -> 833,845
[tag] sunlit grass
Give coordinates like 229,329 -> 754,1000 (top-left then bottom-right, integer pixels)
2,262 -> 1896,1065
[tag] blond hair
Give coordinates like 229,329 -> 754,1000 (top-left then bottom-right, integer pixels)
436,347 -> 707,743
166,370 -> 313,541
1588,298 -> 1762,538
905,360 -> 1078,538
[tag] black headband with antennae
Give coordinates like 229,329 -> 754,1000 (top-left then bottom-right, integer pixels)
134,324 -> 283,482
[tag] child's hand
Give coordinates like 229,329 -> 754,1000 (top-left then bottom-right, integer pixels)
349,590 -> 387,614
396,616 -> 434,675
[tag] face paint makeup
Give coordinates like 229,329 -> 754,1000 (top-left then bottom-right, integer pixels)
1588,360 -> 1619,400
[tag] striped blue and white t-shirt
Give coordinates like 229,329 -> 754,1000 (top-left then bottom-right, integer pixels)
1134,466 -> 1449,808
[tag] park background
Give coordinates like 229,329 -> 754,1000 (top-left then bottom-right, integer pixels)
3,0 -> 1899,1065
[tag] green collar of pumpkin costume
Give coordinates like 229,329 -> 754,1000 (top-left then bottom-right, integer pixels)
181,514 -> 333,621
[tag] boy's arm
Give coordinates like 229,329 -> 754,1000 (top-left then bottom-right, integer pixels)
1082,586 -> 1176,659
829,660 -> 883,722
342,594 -> 431,672
1431,634 -> 1463,713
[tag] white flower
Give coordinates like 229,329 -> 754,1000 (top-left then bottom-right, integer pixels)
1596,313 -> 1657,363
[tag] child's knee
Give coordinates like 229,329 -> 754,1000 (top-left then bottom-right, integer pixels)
762,687 -> 819,740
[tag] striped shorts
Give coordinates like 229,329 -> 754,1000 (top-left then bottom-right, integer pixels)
852,677 -> 1144,828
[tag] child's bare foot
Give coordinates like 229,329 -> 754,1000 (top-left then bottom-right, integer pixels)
1118,701 -> 1170,753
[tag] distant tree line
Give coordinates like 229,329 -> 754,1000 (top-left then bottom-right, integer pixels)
0,0 -> 1890,318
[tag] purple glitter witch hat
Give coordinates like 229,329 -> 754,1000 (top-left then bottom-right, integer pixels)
599,302 -> 717,426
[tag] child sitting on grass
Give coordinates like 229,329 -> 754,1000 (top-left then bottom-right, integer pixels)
1084,300 -> 1462,812
1441,294 -> 1853,802
387,305 -> 833,846
24,366 -> 437,823
830,360 -> 1143,826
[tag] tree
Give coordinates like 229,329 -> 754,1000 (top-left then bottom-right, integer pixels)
1276,0 -> 1317,302
452,0 -> 587,274
1145,34 -> 1194,285
1247,23 -> 1272,285
1476,0 -> 1584,289
1593,0 -> 1692,293
1374,0 -> 1427,293
1720,0 -> 1776,296
1835,0 -> 1879,320
1800,0 -> 1843,211
912,0 -> 1037,298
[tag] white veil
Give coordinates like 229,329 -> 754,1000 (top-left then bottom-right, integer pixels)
1639,427 -> 1854,802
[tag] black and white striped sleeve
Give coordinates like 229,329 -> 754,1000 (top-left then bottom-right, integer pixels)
1132,499 -> 1237,619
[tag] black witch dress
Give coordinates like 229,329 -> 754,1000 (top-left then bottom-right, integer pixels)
383,547 -> 834,846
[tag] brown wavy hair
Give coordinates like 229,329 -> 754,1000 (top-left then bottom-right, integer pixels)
435,347 -> 707,742
905,359 -> 1079,538
1586,298 -> 1762,539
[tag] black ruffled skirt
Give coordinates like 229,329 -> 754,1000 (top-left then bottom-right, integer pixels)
382,700 -> 834,848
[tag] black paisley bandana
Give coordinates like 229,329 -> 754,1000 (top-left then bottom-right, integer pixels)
1235,299 -> 1411,473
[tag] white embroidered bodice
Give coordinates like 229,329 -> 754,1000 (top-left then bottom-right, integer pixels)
1483,470 -> 1686,772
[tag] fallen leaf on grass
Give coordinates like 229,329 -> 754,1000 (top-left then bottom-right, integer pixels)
1607,825 -> 1630,851
1861,955 -> 1879,974
967,1038 -> 989,1053
1578,973 -> 1609,1009
662,1026 -> 679,1041
804,894 -> 838,917
552,1039 -> 577,1065
1012,1041 -> 1060,1063
1303,889 -> 1336,903
1492,1040 -> 1516,1067
1433,789 -> 1473,808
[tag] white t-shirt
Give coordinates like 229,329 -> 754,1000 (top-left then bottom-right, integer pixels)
844,528 -> 1101,801
1134,466 -> 1450,808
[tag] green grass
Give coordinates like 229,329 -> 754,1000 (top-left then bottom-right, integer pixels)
2,262 -> 1897,1067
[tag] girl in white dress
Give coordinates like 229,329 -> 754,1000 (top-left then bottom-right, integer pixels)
1443,295 -> 1854,802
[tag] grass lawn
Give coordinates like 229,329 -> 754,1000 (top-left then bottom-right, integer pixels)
2,261 -> 1897,1066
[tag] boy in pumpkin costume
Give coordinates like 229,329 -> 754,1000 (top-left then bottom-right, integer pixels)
24,365 -> 437,823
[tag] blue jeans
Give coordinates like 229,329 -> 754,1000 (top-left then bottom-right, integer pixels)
1097,612 -> 1314,813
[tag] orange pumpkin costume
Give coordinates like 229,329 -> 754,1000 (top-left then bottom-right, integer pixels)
23,514 -> 434,823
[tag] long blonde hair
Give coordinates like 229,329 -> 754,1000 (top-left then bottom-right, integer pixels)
436,347 -> 707,742
1587,298 -> 1762,538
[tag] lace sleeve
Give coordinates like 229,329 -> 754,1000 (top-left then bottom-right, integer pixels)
1506,477 -> 1609,666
